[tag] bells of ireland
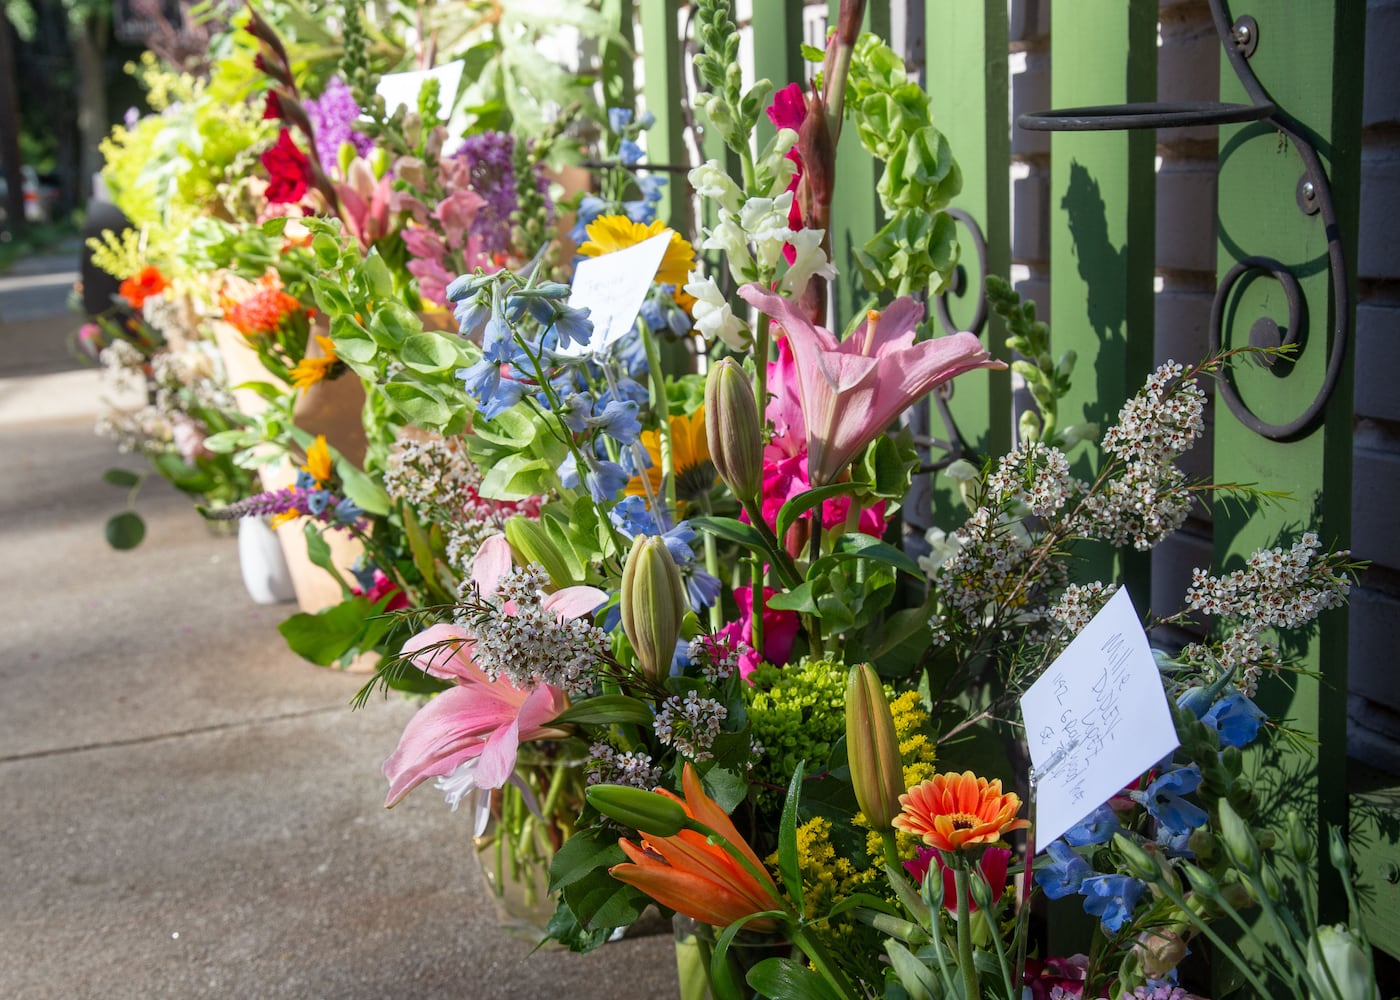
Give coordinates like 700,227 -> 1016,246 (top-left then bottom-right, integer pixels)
845,663 -> 905,830
704,358 -> 763,503
621,534 -> 686,684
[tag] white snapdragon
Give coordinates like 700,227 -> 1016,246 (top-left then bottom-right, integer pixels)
687,159 -> 742,215
759,128 -> 799,197
684,272 -> 750,350
738,192 -> 796,270
701,216 -> 755,283
777,228 -> 837,297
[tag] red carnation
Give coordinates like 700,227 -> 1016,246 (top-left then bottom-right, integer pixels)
261,128 -> 311,204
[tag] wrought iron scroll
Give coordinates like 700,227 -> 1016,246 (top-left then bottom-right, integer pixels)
934,208 -> 990,338
1017,0 -> 1351,442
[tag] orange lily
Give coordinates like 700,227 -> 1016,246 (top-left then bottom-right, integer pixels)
892,770 -> 1031,853
609,763 -> 781,931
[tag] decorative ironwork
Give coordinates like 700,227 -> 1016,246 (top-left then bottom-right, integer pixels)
934,208 -> 990,338
1014,0 -> 1351,442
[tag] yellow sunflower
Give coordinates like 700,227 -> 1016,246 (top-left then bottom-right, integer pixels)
289,335 -> 339,391
626,405 -> 716,507
578,216 -> 695,288
301,434 -> 333,486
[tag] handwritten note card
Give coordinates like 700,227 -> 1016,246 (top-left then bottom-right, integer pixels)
375,61 -> 466,116
554,231 -> 674,359
1019,587 -> 1179,850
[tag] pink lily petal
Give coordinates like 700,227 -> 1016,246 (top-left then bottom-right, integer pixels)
542,585 -> 608,621
470,534 -> 515,599
740,284 -> 1003,486
383,685 -> 515,806
400,623 -> 488,685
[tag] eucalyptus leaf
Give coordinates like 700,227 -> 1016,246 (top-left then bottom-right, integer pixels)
104,511 -> 145,550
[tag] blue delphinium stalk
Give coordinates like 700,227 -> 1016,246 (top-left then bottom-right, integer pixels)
1035,840 -> 1093,899
1063,804 -> 1122,847
1202,691 -> 1266,748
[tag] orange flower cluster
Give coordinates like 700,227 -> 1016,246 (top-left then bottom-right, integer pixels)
119,266 -> 169,309
892,771 -> 1030,853
223,276 -> 305,338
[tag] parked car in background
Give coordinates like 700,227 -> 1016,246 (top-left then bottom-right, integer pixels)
0,164 -> 49,224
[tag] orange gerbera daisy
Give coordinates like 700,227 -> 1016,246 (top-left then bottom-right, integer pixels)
892,771 -> 1030,853
119,266 -> 169,309
577,216 -> 695,288
609,763 -> 780,931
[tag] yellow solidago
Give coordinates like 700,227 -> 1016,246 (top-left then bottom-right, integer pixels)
577,216 -> 695,288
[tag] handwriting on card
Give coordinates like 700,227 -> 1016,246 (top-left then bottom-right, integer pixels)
556,231 -> 673,358
1020,587 -> 1179,849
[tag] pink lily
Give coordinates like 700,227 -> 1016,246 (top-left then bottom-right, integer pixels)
382,539 -> 606,809
739,284 -> 1005,486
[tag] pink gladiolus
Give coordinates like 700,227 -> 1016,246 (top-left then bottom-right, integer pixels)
739,284 -> 1005,486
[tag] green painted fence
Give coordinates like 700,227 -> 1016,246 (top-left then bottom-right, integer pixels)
630,0 -> 1393,961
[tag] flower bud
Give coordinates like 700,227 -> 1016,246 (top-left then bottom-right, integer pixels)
620,535 -> 686,684
586,784 -> 687,836
1327,826 -> 1352,875
1260,864 -> 1284,903
1180,862 -> 1219,899
1307,924 -> 1380,1000
1217,797 -> 1260,872
704,359 -> 763,502
1286,811 -> 1314,864
1187,829 -> 1219,866
1114,832 -> 1160,883
505,516 -> 575,589
1135,929 -> 1189,980
844,664 -> 905,830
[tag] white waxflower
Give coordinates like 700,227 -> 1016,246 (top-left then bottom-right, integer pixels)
688,159 -> 742,215
777,228 -> 836,296
684,273 -> 750,350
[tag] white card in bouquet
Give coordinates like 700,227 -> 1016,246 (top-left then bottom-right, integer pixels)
1019,587 -> 1179,850
375,61 -> 465,116
555,231 -> 673,359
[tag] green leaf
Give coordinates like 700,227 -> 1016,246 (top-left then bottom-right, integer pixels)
335,457 -> 391,517
884,939 -> 941,1000
746,957 -> 844,1000
103,467 -> 141,487
381,382 -> 453,428
548,827 -> 626,893
478,454 -> 556,502
301,521 -> 351,596
552,695 -> 655,727
104,511 -> 146,550
400,331 -> 463,374
362,251 -> 394,299
809,534 -> 923,579
559,866 -> 649,930
690,515 -> 766,549
777,761 -> 805,914
766,582 -> 819,614
775,482 -> 861,543
277,598 -> 369,666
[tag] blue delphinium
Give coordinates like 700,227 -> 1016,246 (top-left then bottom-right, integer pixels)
1063,804 -> 1122,846
1035,841 -> 1093,899
1081,874 -> 1147,933
1202,691 -> 1266,748
1140,765 -> 1209,835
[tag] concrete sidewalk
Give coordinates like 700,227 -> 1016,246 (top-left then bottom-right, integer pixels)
0,369 -> 678,997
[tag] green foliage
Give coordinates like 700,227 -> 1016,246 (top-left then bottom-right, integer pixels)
986,274 -> 1088,449
843,34 -> 962,298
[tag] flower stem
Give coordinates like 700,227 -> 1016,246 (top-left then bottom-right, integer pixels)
697,493 -> 723,630
790,925 -> 857,999
953,862 -> 982,1000
638,320 -> 676,514
738,497 -> 804,590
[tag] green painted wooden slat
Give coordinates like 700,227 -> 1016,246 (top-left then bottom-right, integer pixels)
750,0 -> 807,151
826,0 -> 888,331
922,0 -> 1011,528
1048,0 -> 1157,599
639,0 -> 690,235
1212,0 -> 1365,936
600,0 -> 636,114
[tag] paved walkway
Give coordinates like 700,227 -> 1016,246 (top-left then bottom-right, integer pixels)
0,259 -> 677,998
